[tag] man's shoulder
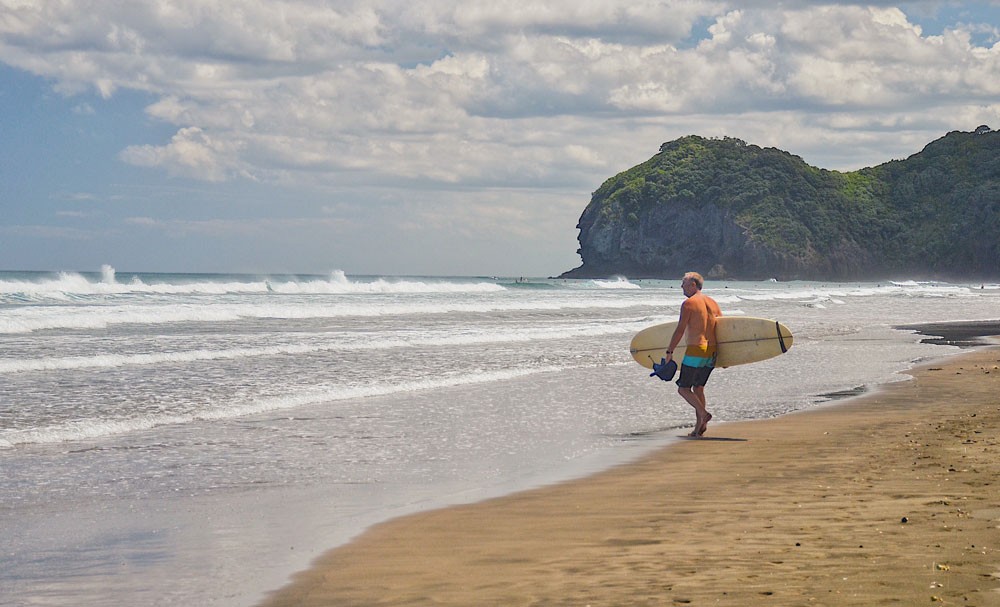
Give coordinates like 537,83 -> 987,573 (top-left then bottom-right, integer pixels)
683,292 -> 710,307
687,291 -> 722,313
686,291 -> 713,303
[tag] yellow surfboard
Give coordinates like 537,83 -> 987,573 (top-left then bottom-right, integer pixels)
630,316 -> 794,369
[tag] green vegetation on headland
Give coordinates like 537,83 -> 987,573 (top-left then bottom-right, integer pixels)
561,126 -> 1000,281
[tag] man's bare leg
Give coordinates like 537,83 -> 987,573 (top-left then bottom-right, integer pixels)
678,386 -> 711,436
692,385 -> 712,435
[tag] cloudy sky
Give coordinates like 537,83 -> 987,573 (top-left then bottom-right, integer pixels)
2,1 -> 999,277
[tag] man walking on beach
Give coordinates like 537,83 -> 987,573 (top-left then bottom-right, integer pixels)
663,272 -> 722,437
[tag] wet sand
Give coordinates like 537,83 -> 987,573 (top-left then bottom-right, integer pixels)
260,346 -> 1000,606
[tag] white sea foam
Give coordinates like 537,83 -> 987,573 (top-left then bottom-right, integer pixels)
592,276 -> 641,289
1,277 -> 987,335
0,365 -> 569,447
0,296 -> 681,334
0,268 -> 506,302
285,270 -> 507,294
0,320 -> 649,374
730,282 -> 975,302
0,304 -> 247,334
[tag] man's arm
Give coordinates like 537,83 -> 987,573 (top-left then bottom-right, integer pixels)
664,305 -> 689,362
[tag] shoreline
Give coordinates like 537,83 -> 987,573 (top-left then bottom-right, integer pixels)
259,342 -> 1000,606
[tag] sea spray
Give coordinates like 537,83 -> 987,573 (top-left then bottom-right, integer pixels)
101,264 -> 117,284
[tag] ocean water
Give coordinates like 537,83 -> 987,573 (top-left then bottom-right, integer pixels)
2,267 -> 999,606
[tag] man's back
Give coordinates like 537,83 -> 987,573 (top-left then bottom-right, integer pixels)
681,291 -> 721,347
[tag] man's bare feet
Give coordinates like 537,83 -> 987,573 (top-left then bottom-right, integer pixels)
697,411 -> 713,436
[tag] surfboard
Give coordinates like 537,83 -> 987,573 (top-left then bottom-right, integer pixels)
630,316 -> 794,369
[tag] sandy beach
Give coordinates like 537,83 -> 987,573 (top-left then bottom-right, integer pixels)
261,346 -> 1000,607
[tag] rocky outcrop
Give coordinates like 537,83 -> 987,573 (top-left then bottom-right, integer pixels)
561,128 -> 1000,281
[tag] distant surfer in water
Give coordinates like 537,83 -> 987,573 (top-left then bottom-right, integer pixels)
663,272 -> 722,437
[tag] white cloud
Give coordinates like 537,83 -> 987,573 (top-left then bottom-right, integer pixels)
6,1 -> 999,181
0,223 -> 100,240
120,126 -> 244,181
71,102 -> 95,114
124,215 -> 354,238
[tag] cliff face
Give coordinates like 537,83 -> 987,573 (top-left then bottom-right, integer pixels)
572,196 -> 876,279
562,127 -> 1000,280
